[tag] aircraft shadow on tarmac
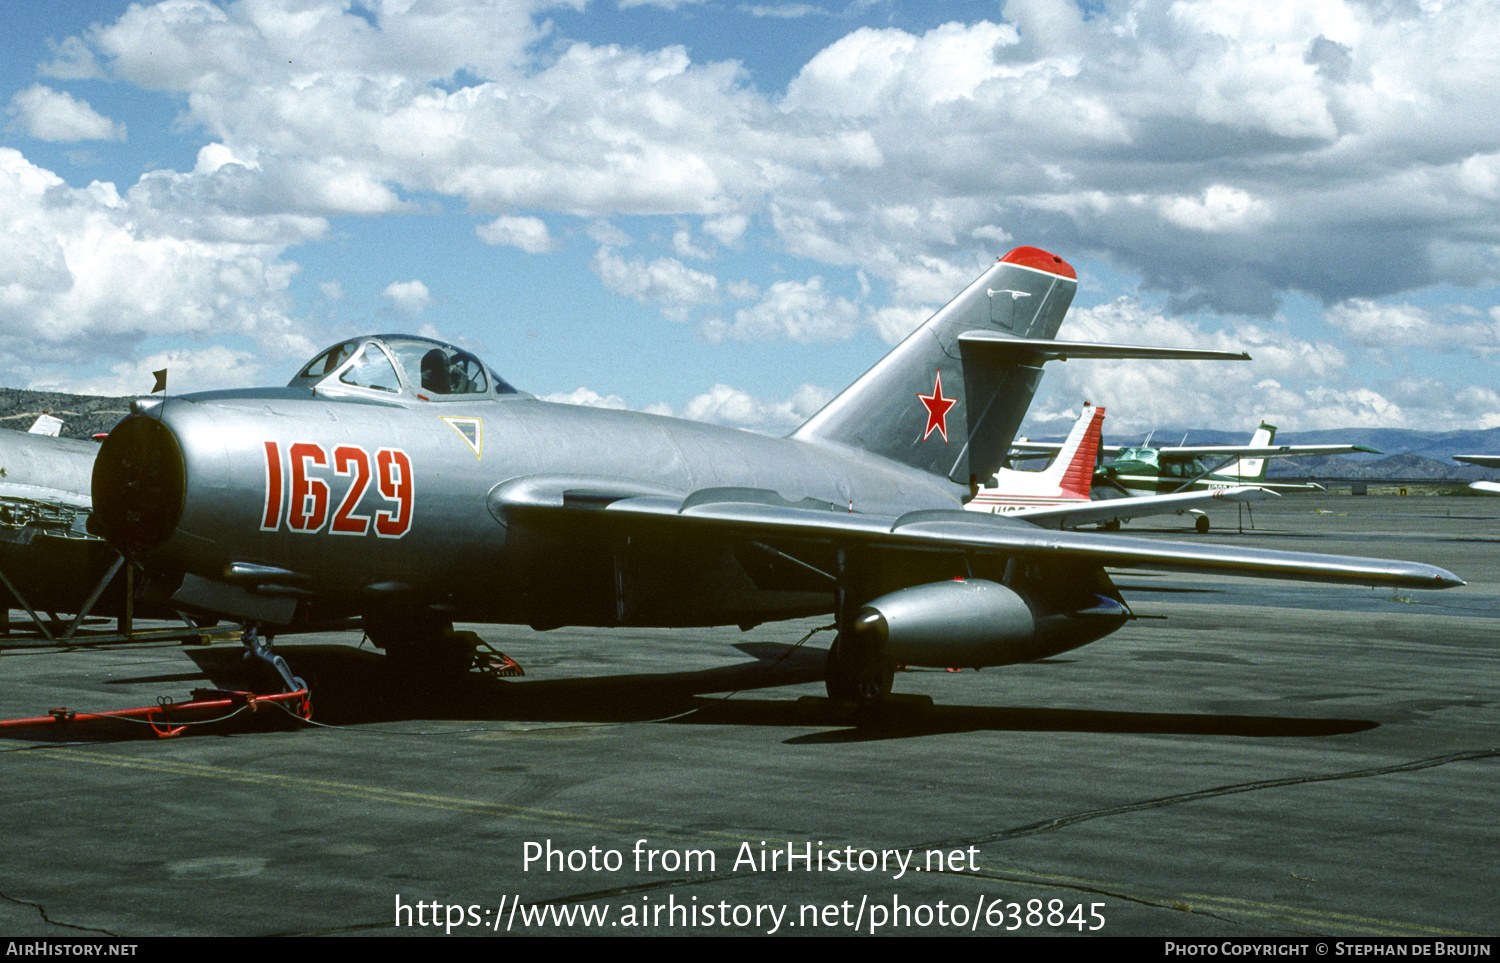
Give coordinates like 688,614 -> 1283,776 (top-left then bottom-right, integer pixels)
2,638 -> 1377,745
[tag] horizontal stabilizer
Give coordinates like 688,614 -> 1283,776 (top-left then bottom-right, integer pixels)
956,332 -> 1251,363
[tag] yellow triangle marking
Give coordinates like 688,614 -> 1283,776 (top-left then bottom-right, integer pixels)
441,416 -> 483,458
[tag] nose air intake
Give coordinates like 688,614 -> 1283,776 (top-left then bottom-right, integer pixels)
92,414 -> 186,554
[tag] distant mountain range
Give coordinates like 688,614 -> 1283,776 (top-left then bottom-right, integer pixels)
2,385 -> 1498,481
1263,454 -> 1490,482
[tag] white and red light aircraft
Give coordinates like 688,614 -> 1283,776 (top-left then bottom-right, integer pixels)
967,405 -> 1273,531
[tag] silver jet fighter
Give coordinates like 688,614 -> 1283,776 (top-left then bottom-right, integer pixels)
91,247 -> 1461,712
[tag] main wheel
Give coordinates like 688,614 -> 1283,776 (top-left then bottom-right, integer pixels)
1195,515 -> 1210,534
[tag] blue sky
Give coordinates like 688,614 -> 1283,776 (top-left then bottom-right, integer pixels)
2,0 -> 1500,437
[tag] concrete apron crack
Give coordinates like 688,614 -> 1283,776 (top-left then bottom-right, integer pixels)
957,746 -> 1500,847
1,890 -> 121,937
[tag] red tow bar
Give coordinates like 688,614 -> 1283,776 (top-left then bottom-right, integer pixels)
0,688 -> 312,738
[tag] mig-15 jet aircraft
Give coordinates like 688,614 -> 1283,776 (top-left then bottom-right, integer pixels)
90,247 -> 1460,716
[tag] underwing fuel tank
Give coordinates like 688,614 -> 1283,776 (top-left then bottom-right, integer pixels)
853,578 -> 1128,668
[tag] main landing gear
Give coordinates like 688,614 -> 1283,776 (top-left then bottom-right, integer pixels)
824,552 -> 894,722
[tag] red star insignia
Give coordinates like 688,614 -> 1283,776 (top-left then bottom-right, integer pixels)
918,371 -> 957,442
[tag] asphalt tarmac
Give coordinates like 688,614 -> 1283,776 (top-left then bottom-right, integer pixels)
0,494 -> 1495,937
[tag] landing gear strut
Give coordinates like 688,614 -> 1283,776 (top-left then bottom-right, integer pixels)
824,551 -> 893,721
241,623 -> 306,694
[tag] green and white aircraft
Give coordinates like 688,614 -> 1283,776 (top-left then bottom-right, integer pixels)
1013,423 -> 1379,531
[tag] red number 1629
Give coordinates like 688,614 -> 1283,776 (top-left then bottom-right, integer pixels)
261,441 -> 413,538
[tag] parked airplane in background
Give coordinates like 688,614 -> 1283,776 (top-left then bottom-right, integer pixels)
968,404 -> 1274,531
1093,422 -> 1380,498
0,418 -> 124,628
89,247 -> 1460,717
1453,455 -> 1500,494
1015,422 -> 1380,520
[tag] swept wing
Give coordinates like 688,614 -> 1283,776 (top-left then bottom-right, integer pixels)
490,479 -> 1460,590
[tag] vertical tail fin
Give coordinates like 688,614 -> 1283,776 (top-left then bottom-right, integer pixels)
1038,405 -> 1104,497
791,247 -> 1078,488
1232,422 -> 1276,480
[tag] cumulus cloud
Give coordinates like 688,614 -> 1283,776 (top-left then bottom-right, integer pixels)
477,215 -> 553,254
590,246 -> 718,321
538,381 -> 832,434
621,0 -> 706,8
671,226 -> 712,260
7,85 -> 125,142
0,148 -> 313,367
541,387 -> 631,409
33,0 -> 1500,319
705,275 -> 861,342
382,280 -> 432,318
1323,299 -> 1500,355
11,0 -> 1500,429
28,345 -> 265,396
677,382 -> 833,432
1157,186 -> 1271,234
1028,297 -> 1355,433
739,4 -> 822,19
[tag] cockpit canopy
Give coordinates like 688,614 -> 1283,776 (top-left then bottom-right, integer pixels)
289,335 -> 518,401
1113,447 -> 1161,468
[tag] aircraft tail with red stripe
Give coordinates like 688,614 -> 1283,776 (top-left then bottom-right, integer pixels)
967,404 -> 1104,513
1038,404 -> 1104,498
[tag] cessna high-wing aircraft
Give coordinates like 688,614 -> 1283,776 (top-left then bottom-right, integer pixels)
90,247 -> 1460,715
1014,422 -> 1381,531
1087,423 -> 1381,499
968,404 -> 1274,530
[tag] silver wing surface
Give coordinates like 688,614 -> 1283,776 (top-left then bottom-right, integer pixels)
490,477 -> 1462,590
